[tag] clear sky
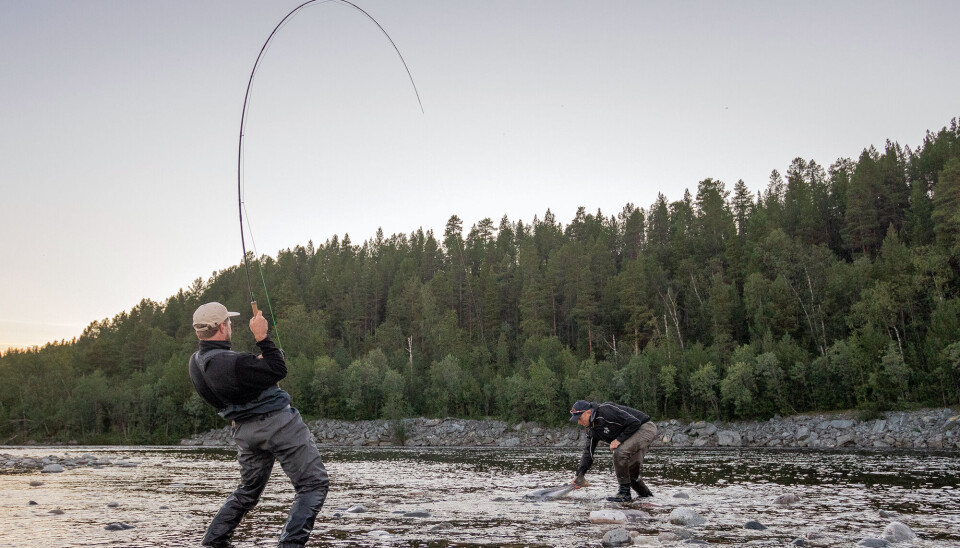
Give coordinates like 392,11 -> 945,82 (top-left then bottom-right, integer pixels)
2,0 -> 958,351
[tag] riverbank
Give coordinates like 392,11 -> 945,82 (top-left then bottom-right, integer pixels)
180,407 -> 960,450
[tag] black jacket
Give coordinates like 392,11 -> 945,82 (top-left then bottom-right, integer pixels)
576,402 -> 650,477
188,336 -> 290,421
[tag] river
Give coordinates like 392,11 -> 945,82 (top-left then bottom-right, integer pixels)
1,446 -> 958,547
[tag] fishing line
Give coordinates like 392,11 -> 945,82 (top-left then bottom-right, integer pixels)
236,0 -> 425,343
241,202 -> 284,350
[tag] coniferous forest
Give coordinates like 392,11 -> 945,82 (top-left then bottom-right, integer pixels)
3,120 -> 960,444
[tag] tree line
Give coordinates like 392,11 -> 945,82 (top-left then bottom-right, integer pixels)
2,119 -> 959,444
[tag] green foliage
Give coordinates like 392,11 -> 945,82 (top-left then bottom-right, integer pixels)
3,119 -> 960,443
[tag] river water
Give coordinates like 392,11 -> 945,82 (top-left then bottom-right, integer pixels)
1,446 -> 958,547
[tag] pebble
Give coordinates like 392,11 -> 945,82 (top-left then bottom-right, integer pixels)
29,481 -> 43,487
878,510 -> 897,518
744,520 -> 767,530
669,507 -> 705,526
601,528 -> 632,547
107,502 -> 119,508
104,522 -> 135,531
28,501 -> 37,506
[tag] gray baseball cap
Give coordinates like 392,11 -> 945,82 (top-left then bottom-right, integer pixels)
193,302 -> 240,331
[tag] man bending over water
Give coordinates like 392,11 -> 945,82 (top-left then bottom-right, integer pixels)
569,400 -> 657,502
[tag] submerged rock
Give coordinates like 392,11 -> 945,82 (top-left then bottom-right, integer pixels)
744,520 -> 767,530
882,521 -> 916,542
41,464 -> 63,473
104,522 -> 134,530
28,481 -> 43,487
601,528 -> 632,547
673,492 -> 691,499
622,509 -> 652,522
669,507 -> 705,526
403,510 -> 430,518
774,493 -> 799,505
107,501 -> 119,508
858,539 -> 888,548
48,509 -> 64,515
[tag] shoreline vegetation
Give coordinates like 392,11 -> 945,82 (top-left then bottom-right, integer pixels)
2,119 -> 959,447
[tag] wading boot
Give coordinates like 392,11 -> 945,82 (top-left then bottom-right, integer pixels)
606,483 -> 632,502
631,477 -> 653,497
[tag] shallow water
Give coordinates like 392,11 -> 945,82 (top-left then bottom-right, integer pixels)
1,446 -> 958,547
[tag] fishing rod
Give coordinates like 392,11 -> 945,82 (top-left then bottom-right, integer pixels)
236,0 -> 424,329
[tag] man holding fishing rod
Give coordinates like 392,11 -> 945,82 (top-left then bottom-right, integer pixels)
569,400 -> 657,502
188,302 -> 329,548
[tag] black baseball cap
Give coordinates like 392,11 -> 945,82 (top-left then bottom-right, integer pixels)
569,400 -> 592,422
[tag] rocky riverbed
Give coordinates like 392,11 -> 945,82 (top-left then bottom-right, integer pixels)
1,446 -> 958,547
181,407 -> 960,450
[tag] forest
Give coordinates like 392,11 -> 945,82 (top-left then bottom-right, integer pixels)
2,119 -> 959,444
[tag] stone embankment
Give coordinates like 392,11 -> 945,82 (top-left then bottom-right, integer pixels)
181,408 -> 960,450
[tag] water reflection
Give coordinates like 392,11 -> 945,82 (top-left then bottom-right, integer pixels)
1,446 -> 957,547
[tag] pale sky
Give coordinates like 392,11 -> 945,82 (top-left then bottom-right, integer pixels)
2,0 -> 958,351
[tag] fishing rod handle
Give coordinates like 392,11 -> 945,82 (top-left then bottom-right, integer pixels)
251,301 -> 259,315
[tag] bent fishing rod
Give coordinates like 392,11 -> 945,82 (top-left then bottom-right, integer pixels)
236,0 -> 424,338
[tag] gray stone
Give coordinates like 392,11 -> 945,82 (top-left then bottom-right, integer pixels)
673,491 -> 690,499
104,522 -> 134,531
791,539 -> 806,547
41,464 -> 63,473
669,507 -> 705,526
29,481 -> 43,487
345,504 -> 367,513
830,419 -> 855,429
836,433 -> 855,446
602,528 -> 633,547
795,427 -> 810,440
882,521 -> 916,542
878,510 -> 897,518
658,532 -> 680,542
872,420 -> 887,433
49,509 -> 64,515
403,510 -> 430,518
107,501 -> 119,508
857,539 -> 888,548
744,520 -> 767,530
718,430 -> 741,446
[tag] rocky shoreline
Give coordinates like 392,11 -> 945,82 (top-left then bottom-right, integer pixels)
181,407 -> 960,451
